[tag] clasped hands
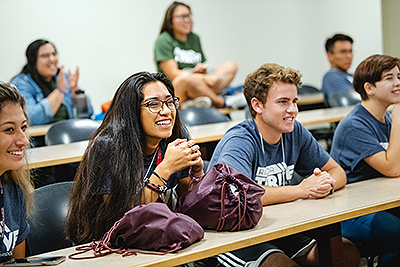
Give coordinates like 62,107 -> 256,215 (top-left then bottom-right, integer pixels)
300,168 -> 336,199
160,139 -> 203,177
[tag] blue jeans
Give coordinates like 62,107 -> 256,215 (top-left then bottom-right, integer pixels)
341,210 -> 400,267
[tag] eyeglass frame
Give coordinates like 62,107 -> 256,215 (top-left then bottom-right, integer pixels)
173,13 -> 192,20
141,97 -> 180,113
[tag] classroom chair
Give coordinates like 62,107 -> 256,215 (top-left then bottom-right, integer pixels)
325,90 -> 361,108
45,119 -> 101,146
179,107 -> 230,160
179,107 -> 230,127
297,84 -> 320,95
26,181 -> 74,256
44,119 -> 100,182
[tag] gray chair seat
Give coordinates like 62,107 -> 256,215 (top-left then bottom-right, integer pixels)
26,181 -> 74,256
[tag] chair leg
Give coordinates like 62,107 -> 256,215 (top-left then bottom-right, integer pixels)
367,255 -> 375,267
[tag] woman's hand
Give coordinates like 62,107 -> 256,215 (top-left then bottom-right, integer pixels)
156,139 -> 203,179
68,66 -> 80,96
193,63 -> 207,74
56,65 -> 67,93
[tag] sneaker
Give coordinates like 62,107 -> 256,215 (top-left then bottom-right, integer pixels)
180,96 -> 212,109
224,92 -> 247,109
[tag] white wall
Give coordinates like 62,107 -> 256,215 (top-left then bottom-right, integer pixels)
0,0 -> 382,114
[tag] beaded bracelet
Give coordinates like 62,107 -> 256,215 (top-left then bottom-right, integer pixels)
55,88 -> 65,95
145,183 -> 166,202
189,166 -> 204,183
145,182 -> 167,194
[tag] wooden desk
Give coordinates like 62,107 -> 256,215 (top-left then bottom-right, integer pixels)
34,177 -> 400,267
297,105 -> 353,126
28,124 -> 51,137
217,108 -> 234,115
298,93 -> 324,105
27,141 -> 88,169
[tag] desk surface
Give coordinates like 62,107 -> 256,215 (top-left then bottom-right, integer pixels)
28,124 -> 51,137
27,106 -> 354,169
36,177 -> 400,267
297,93 -> 324,105
297,105 -> 353,126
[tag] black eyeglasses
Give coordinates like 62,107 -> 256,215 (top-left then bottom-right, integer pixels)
141,97 -> 180,113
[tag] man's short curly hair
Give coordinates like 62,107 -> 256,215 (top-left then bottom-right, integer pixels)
243,63 -> 302,118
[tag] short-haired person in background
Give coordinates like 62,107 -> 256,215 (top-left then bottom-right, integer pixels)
330,54 -> 400,266
11,39 -> 93,126
67,72 -> 204,244
322,33 -> 356,105
207,63 -> 359,267
154,1 -> 246,109
0,82 -> 34,262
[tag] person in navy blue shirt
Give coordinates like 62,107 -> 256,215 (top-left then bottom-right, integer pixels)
0,82 -> 34,262
322,34 -> 357,106
208,63 -> 359,267
331,54 -> 400,266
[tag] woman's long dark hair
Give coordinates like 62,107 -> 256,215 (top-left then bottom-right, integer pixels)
20,39 -> 58,97
160,1 -> 191,37
66,72 -> 184,244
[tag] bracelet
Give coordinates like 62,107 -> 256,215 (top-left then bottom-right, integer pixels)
152,171 -> 168,185
145,182 -> 167,194
189,166 -> 204,183
55,88 -> 65,95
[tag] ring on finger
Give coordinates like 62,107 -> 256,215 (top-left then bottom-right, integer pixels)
191,147 -> 195,153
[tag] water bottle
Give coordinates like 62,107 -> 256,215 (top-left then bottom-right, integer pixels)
73,90 -> 89,119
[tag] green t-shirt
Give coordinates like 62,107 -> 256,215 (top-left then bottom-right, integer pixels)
154,32 -> 206,73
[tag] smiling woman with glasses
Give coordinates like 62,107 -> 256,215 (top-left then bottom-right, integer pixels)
10,39 -> 94,126
67,72 -> 204,245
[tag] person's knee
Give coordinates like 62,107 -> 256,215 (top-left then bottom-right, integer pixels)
260,252 -> 299,267
224,61 -> 238,74
173,71 -> 204,92
173,71 -> 192,88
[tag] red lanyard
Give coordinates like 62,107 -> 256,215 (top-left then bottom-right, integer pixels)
156,147 -> 162,166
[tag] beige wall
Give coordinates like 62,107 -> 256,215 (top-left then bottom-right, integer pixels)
382,0 -> 400,57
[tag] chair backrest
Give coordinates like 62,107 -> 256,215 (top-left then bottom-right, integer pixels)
179,107 -> 230,127
297,85 -> 320,95
26,181 -> 74,256
326,91 -> 361,107
45,119 -> 101,146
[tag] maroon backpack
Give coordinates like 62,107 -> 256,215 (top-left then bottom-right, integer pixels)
69,202 -> 204,259
176,162 -> 265,231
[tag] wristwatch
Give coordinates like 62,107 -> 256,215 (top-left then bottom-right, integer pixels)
329,184 -> 334,195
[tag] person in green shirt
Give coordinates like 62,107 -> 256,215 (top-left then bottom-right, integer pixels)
154,1 -> 244,109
